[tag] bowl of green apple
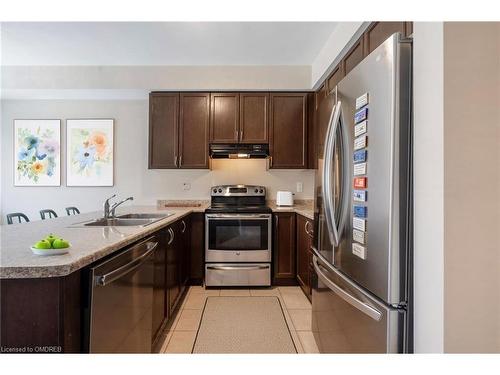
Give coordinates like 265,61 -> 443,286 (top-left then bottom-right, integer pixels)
31,234 -> 71,256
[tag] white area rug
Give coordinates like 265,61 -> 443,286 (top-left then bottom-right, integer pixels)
193,296 -> 297,353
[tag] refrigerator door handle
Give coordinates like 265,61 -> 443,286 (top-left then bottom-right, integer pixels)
322,102 -> 341,247
313,255 -> 383,321
337,101 -> 351,244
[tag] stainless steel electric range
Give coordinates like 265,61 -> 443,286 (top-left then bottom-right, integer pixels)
205,185 -> 272,287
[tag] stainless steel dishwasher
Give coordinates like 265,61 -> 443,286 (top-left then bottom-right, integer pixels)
87,236 -> 158,353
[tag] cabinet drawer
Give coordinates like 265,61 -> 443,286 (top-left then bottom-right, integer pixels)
205,264 -> 271,287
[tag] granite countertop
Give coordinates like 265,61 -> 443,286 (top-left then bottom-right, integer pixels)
267,200 -> 314,220
0,204 -> 207,279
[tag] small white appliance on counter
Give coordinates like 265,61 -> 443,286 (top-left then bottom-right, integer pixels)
276,191 -> 294,206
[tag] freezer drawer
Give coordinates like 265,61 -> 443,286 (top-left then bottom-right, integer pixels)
311,255 -> 405,353
205,263 -> 271,286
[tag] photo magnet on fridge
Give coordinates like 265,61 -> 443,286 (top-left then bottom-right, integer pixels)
354,205 -> 368,218
354,107 -> 368,124
353,149 -> 367,163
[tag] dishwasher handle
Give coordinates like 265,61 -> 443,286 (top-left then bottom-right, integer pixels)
95,240 -> 158,286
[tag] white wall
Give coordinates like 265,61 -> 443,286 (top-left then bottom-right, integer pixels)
1,99 -> 314,222
1,65 -> 311,96
443,22 -> 500,353
310,22 -> 366,88
413,22 -> 445,353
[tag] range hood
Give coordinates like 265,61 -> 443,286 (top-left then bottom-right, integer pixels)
209,144 -> 269,159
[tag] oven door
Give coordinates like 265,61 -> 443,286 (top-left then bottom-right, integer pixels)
205,213 -> 272,262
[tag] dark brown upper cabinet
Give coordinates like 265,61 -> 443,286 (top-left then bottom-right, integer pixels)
179,93 -> 210,169
363,22 -> 406,55
149,92 -> 209,169
149,93 -> 179,169
269,93 -> 308,169
210,93 -> 240,143
210,92 -> 269,144
326,63 -> 344,94
306,93 -> 317,169
239,92 -> 269,143
343,37 -> 365,75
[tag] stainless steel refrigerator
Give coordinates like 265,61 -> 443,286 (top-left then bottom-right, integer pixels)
312,33 -> 413,353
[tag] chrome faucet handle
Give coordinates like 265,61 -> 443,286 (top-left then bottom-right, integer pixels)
103,194 -> 117,218
110,196 -> 134,217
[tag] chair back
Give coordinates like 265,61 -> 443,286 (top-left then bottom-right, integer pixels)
40,209 -> 58,220
6,212 -> 30,225
65,206 -> 80,216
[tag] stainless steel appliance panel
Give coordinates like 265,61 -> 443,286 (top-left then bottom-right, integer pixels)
205,263 -> 271,286
312,255 -> 405,353
319,34 -> 411,304
205,213 -> 272,262
89,237 -> 157,353
314,88 -> 343,267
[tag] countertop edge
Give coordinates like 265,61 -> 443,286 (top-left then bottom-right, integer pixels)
0,209 -> 196,280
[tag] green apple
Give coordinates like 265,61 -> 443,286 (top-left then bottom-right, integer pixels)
34,239 -> 51,249
52,238 -> 70,249
45,233 -> 59,245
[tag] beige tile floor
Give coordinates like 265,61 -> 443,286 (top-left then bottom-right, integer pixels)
158,285 -> 319,354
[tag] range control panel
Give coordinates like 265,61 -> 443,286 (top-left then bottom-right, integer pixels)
210,185 -> 266,197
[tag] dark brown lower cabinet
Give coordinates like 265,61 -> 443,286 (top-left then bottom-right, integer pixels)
0,271 -> 82,353
152,228 -> 168,344
296,214 -> 313,301
179,216 -> 191,289
166,222 -> 181,315
273,212 -> 297,286
189,213 -> 205,285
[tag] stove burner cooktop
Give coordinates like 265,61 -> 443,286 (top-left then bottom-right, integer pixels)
206,185 -> 271,214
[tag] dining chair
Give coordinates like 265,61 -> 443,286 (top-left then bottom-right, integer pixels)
65,206 -> 81,216
39,209 -> 58,220
6,212 -> 30,225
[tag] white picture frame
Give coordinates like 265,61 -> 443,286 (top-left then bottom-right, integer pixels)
14,119 -> 61,186
66,119 -> 114,187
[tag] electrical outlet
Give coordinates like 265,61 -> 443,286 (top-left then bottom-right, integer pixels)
183,183 -> 191,191
296,182 -> 303,193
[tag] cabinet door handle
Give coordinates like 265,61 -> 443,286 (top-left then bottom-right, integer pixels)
181,220 -> 186,233
305,221 -> 314,238
179,155 -> 183,167
167,227 -> 174,245
235,129 -> 238,141
174,156 -> 178,167
240,129 -> 243,141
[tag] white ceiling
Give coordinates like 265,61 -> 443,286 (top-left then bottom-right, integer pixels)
1,22 -> 338,66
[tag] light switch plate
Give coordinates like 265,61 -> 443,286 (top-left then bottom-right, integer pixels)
296,182 -> 303,193
183,183 -> 191,191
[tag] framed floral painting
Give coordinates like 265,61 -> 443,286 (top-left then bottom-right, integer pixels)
14,119 -> 61,186
66,119 -> 114,186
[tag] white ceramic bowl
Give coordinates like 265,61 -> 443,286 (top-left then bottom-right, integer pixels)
30,246 -> 70,256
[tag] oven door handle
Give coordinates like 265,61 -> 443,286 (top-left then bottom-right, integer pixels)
206,265 -> 270,271
206,214 -> 271,219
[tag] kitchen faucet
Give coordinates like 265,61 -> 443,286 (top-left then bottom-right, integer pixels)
103,195 -> 134,218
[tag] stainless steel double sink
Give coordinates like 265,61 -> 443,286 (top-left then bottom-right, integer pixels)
74,212 -> 174,227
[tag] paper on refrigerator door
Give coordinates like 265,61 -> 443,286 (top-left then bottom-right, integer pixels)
353,162 -> 367,176
353,229 -> 366,244
354,135 -> 367,150
354,120 -> 367,137
353,217 -> 366,231
352,243 -> 367,260
355,93 -> 369,110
